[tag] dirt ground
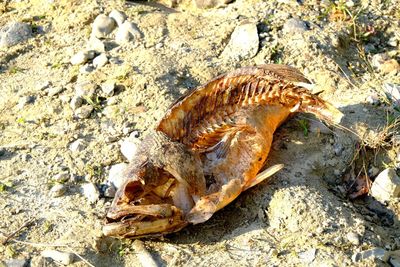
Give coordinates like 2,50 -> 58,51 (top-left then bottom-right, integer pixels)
0,0 -> 399,266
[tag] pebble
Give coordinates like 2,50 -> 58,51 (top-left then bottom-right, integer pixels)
346,232 -> 360,245
42,250 -> 75,265
352,248 -> 389,262
0,22 -> 32,48
82,183 -> 100,203
120,136 -> 139,161
75,81 -> 97,98
370,168 -> 400,202
17,95 -> 35,109
54,171 -> 69,183
115,21 -> 141,44
4,259 -> 28,267
101,80 -> 115,96
282,18 -> 308,34
70,51 -> 93,65
79,64 -> 94,74
221,23 -> 259,60
38,81 -> 51,91
92,14 -> 116,38
108,163 -> 128,190
388,37 -> 398,47
365,94 -> 380,105
383,83 -> 400,105
93,53 -> 108,68
298,248 -> 316,263
103,184 -> 116,198
47,86 -> 64,97
49,184 -> 67,197
87,36 -> 105,53
69,139 -> 87,152
70,96 -> 83,110
107,96 -> 118,105
109,10 -> 127,26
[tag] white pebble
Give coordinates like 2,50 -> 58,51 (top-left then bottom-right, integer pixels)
70,51 -> 91,65
69,139 -> 87,152
47,86 -> 64,97
49,184 -> 67,197
87,36 -> 105,53
108,163 -> 128,190
54,172 -> 69,183
120,137 -> 138,161
82,183 -> 100,203
42,250 -> 75,265
115,21 -> 141,44
70,96 -> 83,110
92,14 -> 116,38
93,53 -> 108,69
370,168 -> 400,202
101,80 -> 115,96
109,10 -> 127,26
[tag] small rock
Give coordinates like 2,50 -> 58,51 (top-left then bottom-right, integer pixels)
54,172 -> 69,183
38,81 -> 51,91
42,250 -> 75,265
87,36 -> 105,53
75,105 -> 94,119
383,83 -> 400,105
346,232 -> 360,245
17,95 -> 35,109
120,136 -> 139,161
69,139 -> 87,152
298,248 -> 316,263
370,168 -> 400,202
107,96 -> 118,105
93,53 -> 108,69
380,59 -> 400,74
108,163 -> 128,190
47,86 -> 64,97
70,50 -> 95,65
92,14 -> 116,38
101,80 -> 115,96
70,96 -> 83,110
221,23 -> 259,60
109,10 -> 127,26
49,184 -> 67,197
282,18 -> 308,34
4,259 -> 28,267
372,53 -> 389,68
352,248 -> 389,262
0,22 -> 32,48
59,94 -> 71,104
79,64 -> 94,74
388,37 -> 398,47
82,183 -> 100,203
333,143 -> 343,156
75,81 -> 97,98
103,184 -> 116,198
115,21 -> 141,44
365,94 -> 380,105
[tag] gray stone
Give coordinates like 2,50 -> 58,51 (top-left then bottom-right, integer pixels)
70,96 -> 83,110
298,248 -> 316,263
4,259 -> 28,267
346,232 -> 360,245
108,163 -> 128,190
221,23 -> 259,61
74,105 -> 93,119
101,80 -> 115,96
370,168 -> 400,202
69,139 -> 87,152
109,10 -> 127,26
92,14 -> 116,38
54,171 -> 69,183
87,36 -> 105,53
93,53 -> 108,69
352,248 -> 389,262
49,184 -> 67,197
104,184 -> 116,198
42,250 -> 75,265
47,86 -> 64,97
75,81 -> 96,98
120,133 -> 139,161
70,51 -> 92,65
283,18 -> 308,34
383,83 -> 400,106
82,183 -> 100,203
115,21 -> 141,44
0,22 -> 32,48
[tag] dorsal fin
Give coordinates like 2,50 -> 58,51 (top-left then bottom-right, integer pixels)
156,65 -> 311,141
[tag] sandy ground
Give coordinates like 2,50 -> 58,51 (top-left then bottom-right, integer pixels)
0,0 -> 399,266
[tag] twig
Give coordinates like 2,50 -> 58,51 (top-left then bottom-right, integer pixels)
1,217 -> 35,245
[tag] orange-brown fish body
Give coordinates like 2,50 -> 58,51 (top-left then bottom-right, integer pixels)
103,65 -> 343,237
